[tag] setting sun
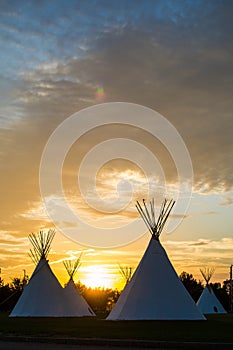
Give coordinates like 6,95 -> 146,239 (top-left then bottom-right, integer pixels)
81,265 -> 114,289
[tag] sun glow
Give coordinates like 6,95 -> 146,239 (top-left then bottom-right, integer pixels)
81,265 -> 113,289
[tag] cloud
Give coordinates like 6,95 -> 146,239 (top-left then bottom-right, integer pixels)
189,240 -> 209,247
171,213 -> 189,219
0,232 -> 27,246
202,211 -> 219,216
163,237 -> 233,281
219,193 -> 233,207
6,6 -> 231,195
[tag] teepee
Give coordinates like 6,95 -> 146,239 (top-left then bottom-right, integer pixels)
197,268 -> 226,314
10,230 -> 87,317
63,257 -> 95,316
107,199 -> 206,320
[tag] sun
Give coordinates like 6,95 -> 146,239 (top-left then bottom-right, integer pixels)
81,265 -> 113,289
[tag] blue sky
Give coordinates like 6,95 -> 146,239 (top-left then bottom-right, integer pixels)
0,0 -> 232,287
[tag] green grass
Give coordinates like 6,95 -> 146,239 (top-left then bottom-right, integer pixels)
0,313 -> 233,343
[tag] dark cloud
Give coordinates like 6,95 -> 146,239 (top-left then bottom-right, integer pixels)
189,241 -> 209,247
11,18 -> 233,193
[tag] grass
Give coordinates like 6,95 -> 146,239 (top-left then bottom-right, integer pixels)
0,313 -> 233,343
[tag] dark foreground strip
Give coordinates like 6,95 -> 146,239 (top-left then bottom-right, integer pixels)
0,336 -> 233,349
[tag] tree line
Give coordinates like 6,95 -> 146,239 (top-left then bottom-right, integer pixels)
0,275 -> 29,312
0,272 -> 231,314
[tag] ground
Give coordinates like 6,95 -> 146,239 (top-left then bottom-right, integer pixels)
0,313 -> 233,346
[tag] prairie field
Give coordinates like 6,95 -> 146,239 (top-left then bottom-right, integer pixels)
0,313 -> 233,344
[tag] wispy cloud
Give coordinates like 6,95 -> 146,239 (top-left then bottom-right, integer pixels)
189,240 -> 209,247
219,193 -> 233,207
163,237 -> 233,281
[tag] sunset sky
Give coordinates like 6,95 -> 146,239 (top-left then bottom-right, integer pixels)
0,0 -> 233,290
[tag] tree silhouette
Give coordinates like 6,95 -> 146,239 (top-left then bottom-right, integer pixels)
76,281 -> 120,314
179,271 -> 203,302
0,275 -> 28,312
213,281 -> 229,311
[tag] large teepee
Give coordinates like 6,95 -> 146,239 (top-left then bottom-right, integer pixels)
10,230 -> 88,317
197,268 -> 227,314
107,199 -> 206,320
63,257 -> 95,316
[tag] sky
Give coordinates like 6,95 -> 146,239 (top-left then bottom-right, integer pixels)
0,0 -> 233,289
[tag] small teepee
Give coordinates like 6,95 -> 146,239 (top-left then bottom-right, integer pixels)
10,230 -> 82,317
107,199 -> 206,320
197,268 -> 227,314
63,257 -> 95,316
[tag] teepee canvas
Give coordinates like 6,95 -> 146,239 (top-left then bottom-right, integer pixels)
197,268 -> 226,314
63,257 -> 95,317
107,199 -> 206,320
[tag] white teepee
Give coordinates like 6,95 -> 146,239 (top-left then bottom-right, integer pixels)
63,257 -> 95,317
10,230 -> 88,317
197,268 -> 227,314
107,199 -> 206,320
